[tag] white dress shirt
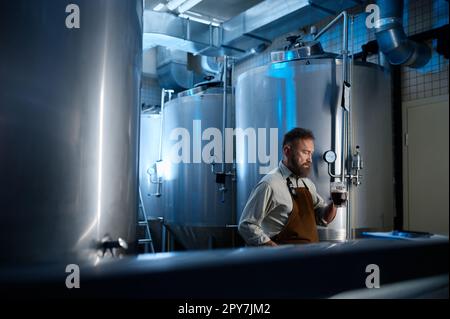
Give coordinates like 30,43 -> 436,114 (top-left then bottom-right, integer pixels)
238,161 -> 328,246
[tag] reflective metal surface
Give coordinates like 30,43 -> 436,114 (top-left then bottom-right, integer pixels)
270,41 -> 329,62
235,58 -> 394,241
143,0 -> 361,56
270,49 -> 337,63
157,88 -> 235,249
0,0 -> 143,265
139,111 -> 164,218
1,237 -> 448,298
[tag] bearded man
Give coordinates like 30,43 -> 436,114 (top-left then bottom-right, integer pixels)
238,127 -> 342,246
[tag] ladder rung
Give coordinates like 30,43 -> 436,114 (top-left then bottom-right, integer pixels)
139,239 -> 153,244
138,221 -> 148,226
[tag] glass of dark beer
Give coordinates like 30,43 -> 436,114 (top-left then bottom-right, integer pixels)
330,181 -> 347,207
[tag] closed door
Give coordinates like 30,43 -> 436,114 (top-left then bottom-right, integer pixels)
403,95 -> 449,235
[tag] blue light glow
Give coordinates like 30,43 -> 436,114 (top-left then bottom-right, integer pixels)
268,62 -> 297,130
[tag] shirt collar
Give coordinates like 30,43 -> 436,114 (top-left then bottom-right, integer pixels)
279,161 -> 295,179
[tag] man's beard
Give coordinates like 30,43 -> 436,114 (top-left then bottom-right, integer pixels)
290,162 -> 311,178
297,164 -> 311,178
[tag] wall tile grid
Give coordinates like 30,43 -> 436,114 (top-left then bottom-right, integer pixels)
401,0 -> 448,101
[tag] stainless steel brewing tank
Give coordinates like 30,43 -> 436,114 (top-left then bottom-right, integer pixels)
139,111 -> 164,218
235,58 -> 394,241
138,110 -> 166,252
160,87 -> 236,249
0,0 -> 142,265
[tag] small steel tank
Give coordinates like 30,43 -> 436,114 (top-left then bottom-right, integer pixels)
158,85 -> 236,249
139,109 -> 164,218
235,49 -> 394,241
138,109 -> 167,252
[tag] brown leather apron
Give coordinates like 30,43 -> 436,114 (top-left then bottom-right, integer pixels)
271,178 -> 319,244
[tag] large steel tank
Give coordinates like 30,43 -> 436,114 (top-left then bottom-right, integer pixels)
235,53 -> 394,241
0,0 -> 142,265
158,86 -> 236,249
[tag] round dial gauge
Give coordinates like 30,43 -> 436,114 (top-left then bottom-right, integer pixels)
323,150 -> 337,163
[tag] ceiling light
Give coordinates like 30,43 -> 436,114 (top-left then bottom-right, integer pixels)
166,0 -> 187,11
152,3 -> 166,11
178,0 -> 203,13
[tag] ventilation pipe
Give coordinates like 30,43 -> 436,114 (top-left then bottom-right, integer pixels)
156,47 -> 196,92
375,0 -> 431,68
156,47 -> 221,92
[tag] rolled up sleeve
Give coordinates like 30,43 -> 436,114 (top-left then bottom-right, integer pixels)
313,192 -> 329,227
304,179 -> 329,227
238,182 -> 275,245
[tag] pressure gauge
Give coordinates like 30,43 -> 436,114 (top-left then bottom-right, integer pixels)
323,150 -> 337,164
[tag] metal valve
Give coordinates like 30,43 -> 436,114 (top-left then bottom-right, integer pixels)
95,235 -> 128,257
349,145 -> 363,186
211,159 -> 236,203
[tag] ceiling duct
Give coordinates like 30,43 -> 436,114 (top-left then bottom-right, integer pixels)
144,0 -> 363,57
156,47 -> 219,91
157,47 -> 197,91
375,0 -> 431,68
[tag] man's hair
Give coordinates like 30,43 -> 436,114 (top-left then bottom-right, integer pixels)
282,127 -> 315,147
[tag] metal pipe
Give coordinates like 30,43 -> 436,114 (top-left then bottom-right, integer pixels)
221,56 -> 228,175
219,56 -> 229,203
315,11 -> 353,240
158,88 -> 166,162
328,164 -> 340,179
347,15 -> 355,241
375,0 -> 430,68
345,111 -> 351,240
158,88 -> 174,161
154,89 -> 164,197
153,89 -> 173,197
186,17 -> 191,41
343,12 -> 349,83
314,11 -> 349,182
313,11 -> 346,40
343,16 -> 352,241
341,110 -> 347,182
209,23 -> 213,48
341,11 -> 348,183
231,57 -> 236,94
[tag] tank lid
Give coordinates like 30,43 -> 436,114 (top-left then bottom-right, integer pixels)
141,104 -> 161,115
271,41 -> 337,63
177,81 -> 223,98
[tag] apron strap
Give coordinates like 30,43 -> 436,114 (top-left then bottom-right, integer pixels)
286,178 -> 297,197
286,177 -> 309,194
300,179 -> 309,190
